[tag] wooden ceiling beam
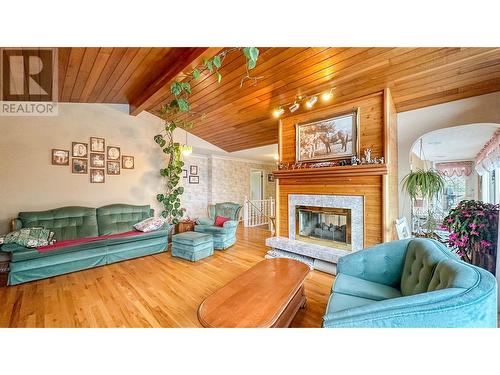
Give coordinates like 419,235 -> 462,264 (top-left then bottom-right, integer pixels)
129,47 -> 222,116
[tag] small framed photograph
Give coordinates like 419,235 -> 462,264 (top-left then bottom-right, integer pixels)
107,161 -> 120,175
51,149 -> 69,165
72,158 -> 88,174
190,165 -> 198,175
122,155 -> 134,169
182,169 -> 188,178
267,173 -> 275,182
90,169 -> 105,183
107,146 -> 120,160
90,137 -> 105,153
189,175 -> 199,184
72,142 -> 88,158
90,153 -> 105,168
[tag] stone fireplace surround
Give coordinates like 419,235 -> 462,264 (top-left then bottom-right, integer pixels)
265,194 -> 364,274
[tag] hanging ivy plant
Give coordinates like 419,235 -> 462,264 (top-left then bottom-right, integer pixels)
154,48 -> 260,224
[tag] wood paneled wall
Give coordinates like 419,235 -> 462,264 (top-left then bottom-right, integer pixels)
276,90 -> 398,247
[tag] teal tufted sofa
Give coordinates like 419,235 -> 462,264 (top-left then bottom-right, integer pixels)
1,204 -> 170,285
323,238 -> 498,328
194,202 -> 242,250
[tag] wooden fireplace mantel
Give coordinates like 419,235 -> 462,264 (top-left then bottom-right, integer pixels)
273,164 -> 387,179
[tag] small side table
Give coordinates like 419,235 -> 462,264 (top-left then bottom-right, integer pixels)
176,219 -> 196,234
0,251 -> 10,287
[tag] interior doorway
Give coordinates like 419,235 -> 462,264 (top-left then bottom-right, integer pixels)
250,169 -> 264,201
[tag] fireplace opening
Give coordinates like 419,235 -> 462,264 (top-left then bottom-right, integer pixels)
295,205 -> 352,250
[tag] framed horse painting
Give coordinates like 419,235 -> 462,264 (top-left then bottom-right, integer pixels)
295,108 -> 360,162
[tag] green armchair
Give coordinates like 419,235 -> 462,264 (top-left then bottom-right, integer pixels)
323,238 -> 498,328
194,202 -> 242,250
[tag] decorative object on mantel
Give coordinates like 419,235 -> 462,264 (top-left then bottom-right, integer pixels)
359,148 -> 384,164
51,149 -> 69,166
295,108 -> 359,162
441,200 -> 498,274
474,128 -> 500,176
435,161 -> 473,177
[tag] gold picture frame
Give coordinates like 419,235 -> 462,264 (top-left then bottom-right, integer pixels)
295,108 -> 360,162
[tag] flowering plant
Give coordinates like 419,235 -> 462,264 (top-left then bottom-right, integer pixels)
441,200 -> 498,265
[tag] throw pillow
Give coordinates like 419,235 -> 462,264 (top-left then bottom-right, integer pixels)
133,217 -> 166,232
214,216 -> 230,227
0,227 -> 56,248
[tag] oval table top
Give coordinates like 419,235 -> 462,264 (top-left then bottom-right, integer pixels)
198,258 -> 310,328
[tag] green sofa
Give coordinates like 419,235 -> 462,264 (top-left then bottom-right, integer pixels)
194,202 -> 242,250
1,204 -> 170,285
323,238 -> 498,328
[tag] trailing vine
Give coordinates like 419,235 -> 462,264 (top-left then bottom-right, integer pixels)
154,48 -> 260,224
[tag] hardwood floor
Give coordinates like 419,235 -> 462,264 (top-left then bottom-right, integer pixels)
0,226 -> 334,328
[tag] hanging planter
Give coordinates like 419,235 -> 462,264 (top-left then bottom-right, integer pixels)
401,169 -> 446,201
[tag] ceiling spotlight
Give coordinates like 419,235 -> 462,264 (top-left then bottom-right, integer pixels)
306,95 -> 318,108
273,107 -> 285,118
322,89 -> 334,101
289,102 -> 300,113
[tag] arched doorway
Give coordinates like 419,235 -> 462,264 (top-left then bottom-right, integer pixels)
405,123 -> 499,235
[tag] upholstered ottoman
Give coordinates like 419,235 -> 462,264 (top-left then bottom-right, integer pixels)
171,232 -> 214,262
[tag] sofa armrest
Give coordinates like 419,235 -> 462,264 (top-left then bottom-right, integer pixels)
1,242 -> 28,253
223,220 -> 239,229
197,217 -> 215,226
337,239 -> 412,288
11,218 -> 22,231
324,278 -> 498,328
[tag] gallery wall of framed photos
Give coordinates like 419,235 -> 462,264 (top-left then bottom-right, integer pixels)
51,136 -> 135,183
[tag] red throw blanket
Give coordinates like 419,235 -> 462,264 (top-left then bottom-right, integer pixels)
37,230 -> 146,253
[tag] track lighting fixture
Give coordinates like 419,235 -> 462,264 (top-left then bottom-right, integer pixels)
306,95 -> 318,108
289,102 -> 300,113
273,107 -> 285,118
322,88 -> 334,101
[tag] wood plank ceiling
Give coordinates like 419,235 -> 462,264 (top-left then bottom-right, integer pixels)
55,47 -> 500,152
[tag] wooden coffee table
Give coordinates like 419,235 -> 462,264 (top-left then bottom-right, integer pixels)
198,258 -> 310,328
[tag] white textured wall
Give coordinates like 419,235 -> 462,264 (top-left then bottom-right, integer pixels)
397,91 -> 500,222
0,103 -> 165,233
180,155 -> 209,218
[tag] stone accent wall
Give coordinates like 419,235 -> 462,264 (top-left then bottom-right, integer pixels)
180,155 -> 276,219
210,158 -> 276,205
